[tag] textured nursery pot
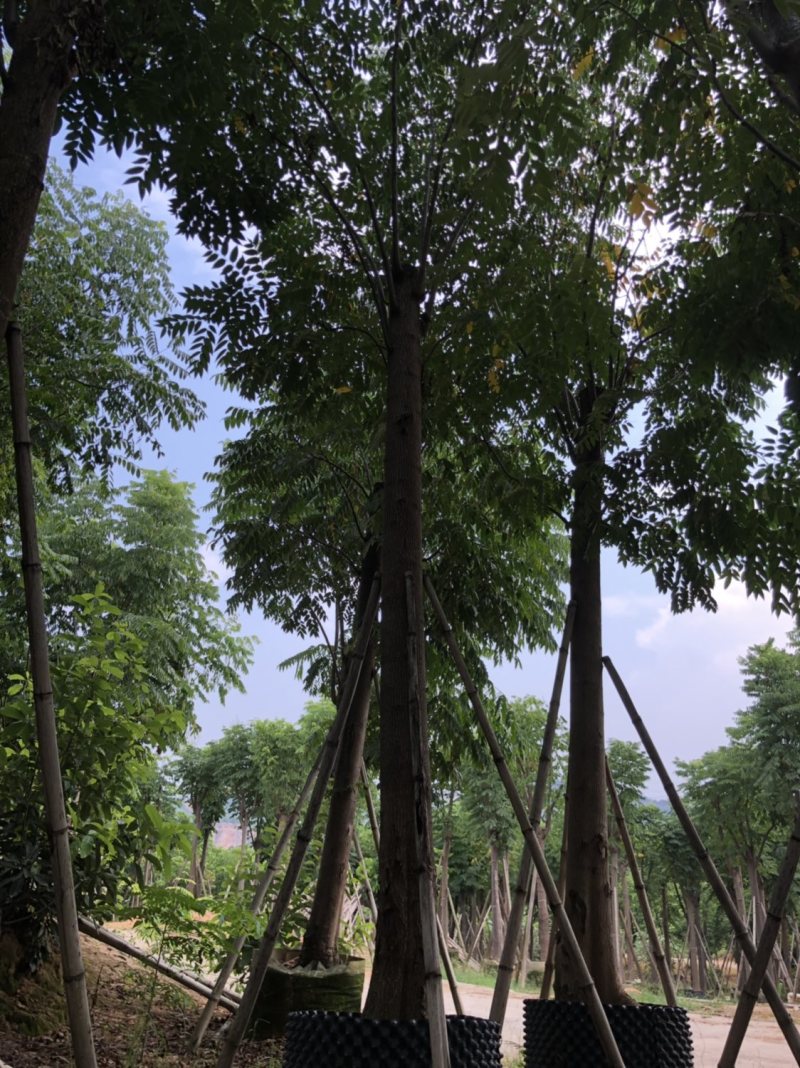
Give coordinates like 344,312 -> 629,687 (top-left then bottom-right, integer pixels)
523,998 -> 694,1067
248,950 -> 366,1040
282,1009 -> 503,1067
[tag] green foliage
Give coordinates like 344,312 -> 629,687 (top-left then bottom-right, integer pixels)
10,164 -> 203,486
0,591 -> 194,961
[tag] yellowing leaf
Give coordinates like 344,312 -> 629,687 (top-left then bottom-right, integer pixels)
792,247 -> 800,258
572,47 -> 595,80
325,79 -> 334,91
655,27 -> 687,51
491,342 -> 502,358
466,321 -> 475,335
787,179 -> 798,193
600,249 -> 616,279
333,385 -> 352,394
629,191 -> 644,219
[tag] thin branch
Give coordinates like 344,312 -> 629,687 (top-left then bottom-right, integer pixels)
391,2 -> 403,273
333,473 -> 369,543
307,450 -> 370,500
262,34 -> 396,301
318,318 -> 386,360
585,121 -> 617,263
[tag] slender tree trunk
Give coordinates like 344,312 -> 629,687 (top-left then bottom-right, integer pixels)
662,884 -> 672,981
439,793 -> 453,935
6,324 -> 97,1067
489,841 -> 506,960
684,890 -> 704,993
556,445 -> 629,1004
609,845 -> 622,976
189,800 -> 203,898
363,266 -> 426,1020
732,865 -> 750,991
0,2 -> 76,340
622,877 -> 643,983
300,548 -> 378,967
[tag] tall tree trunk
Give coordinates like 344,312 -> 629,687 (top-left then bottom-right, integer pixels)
489,841 -> 506,960
537,862 -> 551,961
300,547 -> 378,967
684,889 -> 705,993
189,800 -> 203,898
732,865 -> 750,991
622,876 -> 643,982
363,267 -> 426,1020
0,2 -> 76,340
555,445 -> 629,1004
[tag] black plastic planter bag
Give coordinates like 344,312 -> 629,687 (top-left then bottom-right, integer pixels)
282,1010 -> 502,1067
524,999 -> 693,1067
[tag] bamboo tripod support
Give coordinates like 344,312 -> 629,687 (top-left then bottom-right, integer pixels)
406,573 -> 451,1068
719,796 -> 800,1067
215,578 -> 380,1068
191,740 -> 324,1050
425,577 -> 625,1068
605,757 -> 677,1006
6,324 -> 98,1068
490,601 -> 575,1025
603,655 -> 800,1066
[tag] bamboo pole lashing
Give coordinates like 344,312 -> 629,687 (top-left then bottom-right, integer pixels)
426,577 -> 625,1068
603,654 -> 800,1066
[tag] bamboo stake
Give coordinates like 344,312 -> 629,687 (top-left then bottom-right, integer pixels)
605,757 -> 677,1006
215,578 -> 380,1068
719,797 -> 800,1068
426,578 -> 625,1068
78,917 -> 240,1010
539,792 -> 568,1001
490,601 -> 575,1024
447,888 -> 469,958
603,655 -> 800,1064
467,893 -> 492,961
353,826 -> 378,923
6,324 -> 98,1068
360,760 -> 380,853
191,744 -> 323,1050
516,869 -> 537,987
406,573 -> 451,1068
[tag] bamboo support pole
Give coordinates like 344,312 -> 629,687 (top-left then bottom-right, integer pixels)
78,917 -> 240,1010
7,324 -> 98,1068
426,578 -> 625,1068
605,756 -> 677,1006
215,579 -> 380,1068
490,601 -> 575,1024
516,869 -> 537,987
719,797 -> 800,1068
467,893 -> 492,961
539,792 -> 568,1001
603,655 -> 800,1065
447,887 -> 469,958
191,745 -> 323,1050
353,826 -> 378,923
406,573 -> 451,1068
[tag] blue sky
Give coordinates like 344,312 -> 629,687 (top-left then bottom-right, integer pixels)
58,143 -> 795,795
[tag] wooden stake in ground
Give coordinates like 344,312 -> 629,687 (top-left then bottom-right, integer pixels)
426,577 -> 625,1068
215,578 -> 380,1068
6,323 -> 98,1068
539,791 -> 568,1001
603,655 -> 800,1065
406,573 -> 450,1068
490,601 -> 575,1024
605,756 -> 677,1006
190,743 -> 323,1051
719,796 -> 800,1068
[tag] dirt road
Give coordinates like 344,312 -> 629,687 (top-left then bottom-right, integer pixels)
446,982 -> 797,1066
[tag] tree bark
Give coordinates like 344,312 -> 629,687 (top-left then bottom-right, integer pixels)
0,1 -> 77,340
489,841 -> 506,960
363,266 -> 426,1020
439,792 -> 453,935
300,547 -> 378,967
555,446 -> 629,1004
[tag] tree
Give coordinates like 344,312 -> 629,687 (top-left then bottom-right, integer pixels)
169,743 -> 227,897
9,164 -> 202,484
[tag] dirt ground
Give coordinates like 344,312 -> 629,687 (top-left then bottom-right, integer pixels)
0,932 -> 797,1066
